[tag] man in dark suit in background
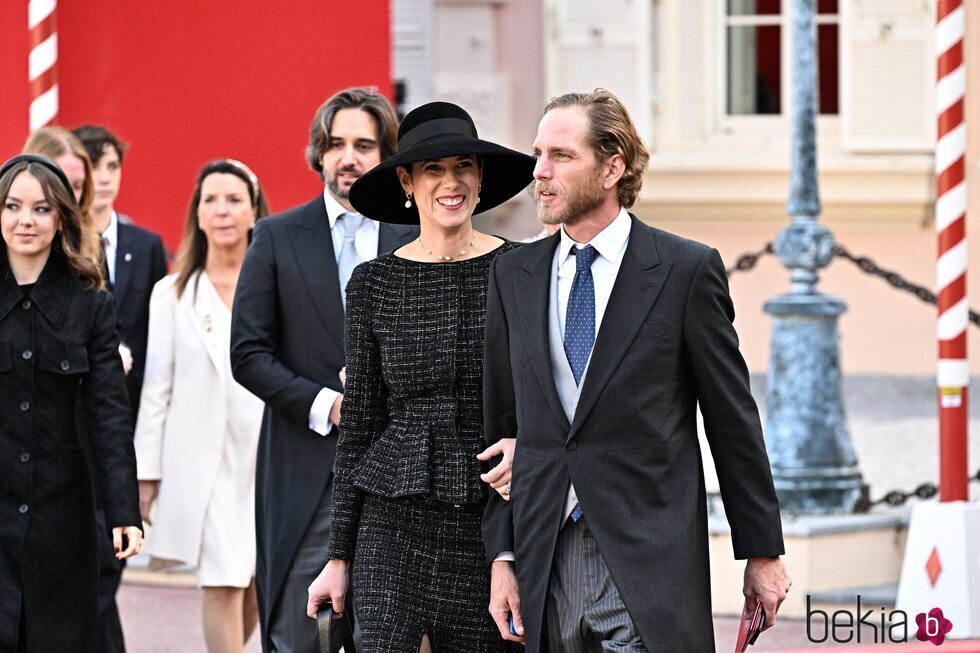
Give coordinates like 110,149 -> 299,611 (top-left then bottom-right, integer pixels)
74,124 -> 167,653
482,89 -> 791,652
75,125 -> 168,420
231,87 -> 418,652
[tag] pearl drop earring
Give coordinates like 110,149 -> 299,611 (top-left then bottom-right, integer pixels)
404,192 -> 413,209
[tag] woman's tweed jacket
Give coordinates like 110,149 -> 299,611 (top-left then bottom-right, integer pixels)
327,242 -> 521,560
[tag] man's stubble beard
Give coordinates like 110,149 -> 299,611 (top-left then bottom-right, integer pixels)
327,177 -> 350,201
536,171 -> 605,227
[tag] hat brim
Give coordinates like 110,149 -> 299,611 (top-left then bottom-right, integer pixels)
349,134 -> 535,225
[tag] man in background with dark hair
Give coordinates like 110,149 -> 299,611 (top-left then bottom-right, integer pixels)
231,87 -> 417,652
72,125 -> 167,653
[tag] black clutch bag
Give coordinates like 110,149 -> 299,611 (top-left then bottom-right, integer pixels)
316,603 -> 357,653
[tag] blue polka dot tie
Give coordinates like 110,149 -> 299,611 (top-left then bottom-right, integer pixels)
563,244 -> 599,386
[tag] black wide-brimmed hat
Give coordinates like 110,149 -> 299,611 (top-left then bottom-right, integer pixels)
349,102 -> 535,224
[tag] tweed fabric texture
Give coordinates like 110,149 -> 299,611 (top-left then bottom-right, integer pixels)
0,256 -> 140,651
353,495 -> 519,651
328,241 -> 521,559
328,241 -> 520,651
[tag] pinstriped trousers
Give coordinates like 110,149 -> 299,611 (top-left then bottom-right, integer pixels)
546,517 -> 648,652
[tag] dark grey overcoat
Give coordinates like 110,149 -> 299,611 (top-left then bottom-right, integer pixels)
482,216 -> 785,652
0,255 -> 140,651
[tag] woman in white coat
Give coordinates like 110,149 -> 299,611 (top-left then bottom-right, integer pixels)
135,159 -> 269,652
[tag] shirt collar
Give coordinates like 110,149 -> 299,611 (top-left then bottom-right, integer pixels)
101,211 -> 119,246
323,189 -> 376,232
557,207 -> 631,271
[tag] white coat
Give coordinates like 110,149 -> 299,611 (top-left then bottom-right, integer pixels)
135,271 -> 263,572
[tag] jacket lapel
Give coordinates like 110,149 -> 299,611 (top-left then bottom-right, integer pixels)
113,223 -> 133,302
516,234 -> 571,432
568,217 -> 671,440
188,273 -> 225,380
286,197 -> 345,352
378,222 -> 416,256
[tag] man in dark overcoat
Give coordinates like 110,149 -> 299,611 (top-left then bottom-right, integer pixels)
482,90 -> 791,652
230,87 -> 417,652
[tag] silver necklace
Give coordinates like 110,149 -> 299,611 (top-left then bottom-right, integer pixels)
418,231 -> 477,261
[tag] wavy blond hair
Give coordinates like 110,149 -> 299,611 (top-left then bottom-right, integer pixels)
544,89 -> 650,208
23,126 -> 103,269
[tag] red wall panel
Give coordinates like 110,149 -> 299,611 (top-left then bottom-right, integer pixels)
2,1 -> 391,251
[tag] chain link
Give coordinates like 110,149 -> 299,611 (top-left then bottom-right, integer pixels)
724,240 -> 980,511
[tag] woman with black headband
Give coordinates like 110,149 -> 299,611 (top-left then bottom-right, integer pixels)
134,159 -> 270,652
306,102 -> 533,651
0,154 -> 142,651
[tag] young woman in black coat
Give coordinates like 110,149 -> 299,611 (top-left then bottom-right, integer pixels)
0,155 -> 142,652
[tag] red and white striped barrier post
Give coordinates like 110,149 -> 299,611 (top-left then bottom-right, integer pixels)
28,0 -> 59,131
935,0 -> 968,503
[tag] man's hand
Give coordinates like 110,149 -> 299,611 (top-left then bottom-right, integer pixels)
307,559 -> 349,619
477,438 -> 516,501
743,556 -> 791,630
489,560 -> 525,643
329,394 -> 343,427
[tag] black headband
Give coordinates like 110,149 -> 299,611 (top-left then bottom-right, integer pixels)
0,154 -> 75,197
398,118 -> 477,150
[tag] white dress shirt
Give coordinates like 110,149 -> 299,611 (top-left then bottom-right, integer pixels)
555,207 -> 631,521
497,208 -> 632,562
101,211 -> 120,284
307,190 -> 381,436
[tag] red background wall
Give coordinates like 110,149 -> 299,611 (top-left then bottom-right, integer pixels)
1,1 -> 391,252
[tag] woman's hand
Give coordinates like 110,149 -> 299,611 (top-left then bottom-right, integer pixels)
138,480 -> 159,525
113,526 -> 143,559
477,438 -> 516,501
307,559 -> 349,618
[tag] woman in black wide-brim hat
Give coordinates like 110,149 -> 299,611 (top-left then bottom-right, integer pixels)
307,102 -> 532,651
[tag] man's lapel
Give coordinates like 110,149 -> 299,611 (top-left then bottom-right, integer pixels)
286,197 -> 345,352
569,217 -> 672,440
113,223 -> 133,302
516,233 -> 571,432
378,222 -> 416,256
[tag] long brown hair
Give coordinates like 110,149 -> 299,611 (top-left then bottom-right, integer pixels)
22,126 -> 103,267
173,159 -> 270,298
0,160 -> 104,289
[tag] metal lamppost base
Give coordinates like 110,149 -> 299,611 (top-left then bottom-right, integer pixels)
765,293 -> 865,514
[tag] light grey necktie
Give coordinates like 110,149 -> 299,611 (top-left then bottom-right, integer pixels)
337,212 -> 364,308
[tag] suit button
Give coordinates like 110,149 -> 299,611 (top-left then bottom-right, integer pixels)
567,440 -> 579,451
22,350 -> 32,360
19,504 -> 29,514
19,401 -> 30,412
20,453 -> 30,463
60,360 -> 70,371
21,299 -> 31,309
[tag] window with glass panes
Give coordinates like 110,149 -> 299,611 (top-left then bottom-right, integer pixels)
725,0 -> 839,116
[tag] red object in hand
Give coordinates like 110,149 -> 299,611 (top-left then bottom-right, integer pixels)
734,599 -> 765,652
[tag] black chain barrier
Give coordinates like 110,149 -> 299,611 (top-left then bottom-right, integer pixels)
726,241 -> 980,511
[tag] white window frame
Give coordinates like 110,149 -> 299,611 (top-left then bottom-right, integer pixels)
709,1 -> 841,145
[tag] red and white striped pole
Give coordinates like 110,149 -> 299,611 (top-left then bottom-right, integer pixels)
935,0 -> 968,503
28,0 -> 59,131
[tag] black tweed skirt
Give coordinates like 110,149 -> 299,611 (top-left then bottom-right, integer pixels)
352,494 -> 520,652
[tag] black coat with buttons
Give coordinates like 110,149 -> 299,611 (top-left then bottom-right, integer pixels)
0,255 -> 141,652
